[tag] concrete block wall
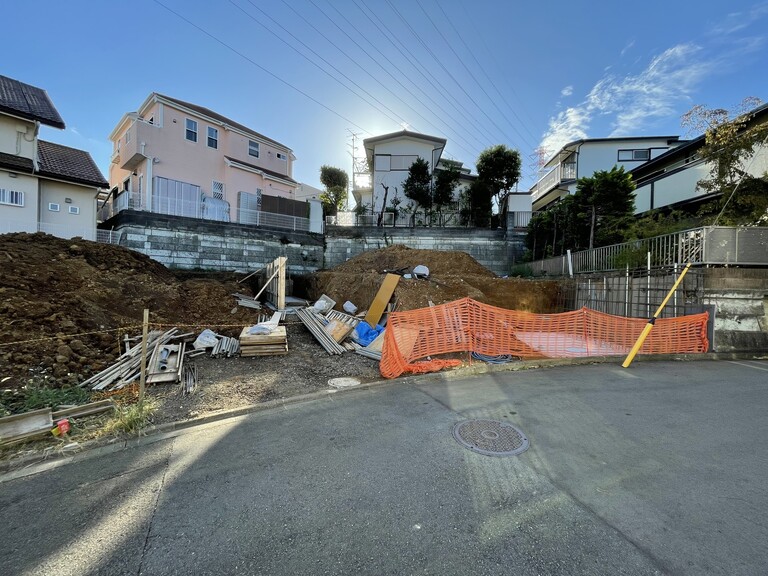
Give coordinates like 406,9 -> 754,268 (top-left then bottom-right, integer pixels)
324,227 -> 514,276
105,211 -> 323,276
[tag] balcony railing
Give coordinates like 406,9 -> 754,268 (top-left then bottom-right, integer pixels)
99,190 -> 311,232
326,210 -> 470,228
531,162 -> 577,201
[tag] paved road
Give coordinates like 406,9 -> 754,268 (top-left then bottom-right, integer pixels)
2,359 -> 767,575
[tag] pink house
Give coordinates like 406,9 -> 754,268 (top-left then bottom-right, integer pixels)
106,93 -> 303,227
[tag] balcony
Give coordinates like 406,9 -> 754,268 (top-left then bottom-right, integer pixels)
118,118 -> 159,172
531,162 -> 576,202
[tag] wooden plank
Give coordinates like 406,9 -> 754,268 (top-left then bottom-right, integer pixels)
0,408 -> 53,444
366,329 -> 387,353
52,400 -> 115,420
364,274 -> 400,327
324,319 -> 354,343
239,325 -> 287,345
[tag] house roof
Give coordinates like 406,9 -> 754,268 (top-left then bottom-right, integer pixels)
363,129 -> 447,148
0,75 -> 65,129
155,94 -> 290,150
224,156 -> 298,184
0,151 -> 34,174
37,140 -> 109,188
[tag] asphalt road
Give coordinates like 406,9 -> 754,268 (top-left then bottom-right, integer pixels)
2,359 -> 767,575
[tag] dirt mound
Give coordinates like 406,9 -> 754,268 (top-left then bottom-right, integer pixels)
327,245 -> 495,278
0,233 -> 259,388
303,245 -> 562,315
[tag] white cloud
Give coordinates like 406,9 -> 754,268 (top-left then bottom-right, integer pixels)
538,43 -> 712,160
620,39 -> 635,57
560,85 -> 573,97
711,1 -> 768,35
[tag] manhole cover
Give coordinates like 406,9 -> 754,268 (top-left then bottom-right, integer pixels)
328,377 -> 361,389
452,419 -> 529,456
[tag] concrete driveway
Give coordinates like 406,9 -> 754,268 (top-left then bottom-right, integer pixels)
1,359 -> 766,575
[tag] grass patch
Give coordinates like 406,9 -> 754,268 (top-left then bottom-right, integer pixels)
100,399 -> 158,438
0,385 -> 91,416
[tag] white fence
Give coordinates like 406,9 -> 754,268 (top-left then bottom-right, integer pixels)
99,190 -> 311,232
528,226 -> 768,275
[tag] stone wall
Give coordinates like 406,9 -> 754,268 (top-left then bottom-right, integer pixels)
324,226 -> 522,277
101,210 -> 323,275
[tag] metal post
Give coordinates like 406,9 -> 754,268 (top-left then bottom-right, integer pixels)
647,252 -> 651,317
139,308 -> 149,403
624,265 -> 629,317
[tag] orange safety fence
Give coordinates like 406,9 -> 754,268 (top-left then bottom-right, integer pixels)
379,297 -> 709,379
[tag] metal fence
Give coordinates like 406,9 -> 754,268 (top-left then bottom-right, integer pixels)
528,226 -> 768,276
99,190 -> 311,232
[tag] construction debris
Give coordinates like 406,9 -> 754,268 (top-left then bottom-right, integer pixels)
364,273 -> 400,327
212,336 -> 241,358
181,363 -> 197,395
239,325 -> 288,356
232,292 -> 263,310
51,400 -> 115,420
296,308 -> 347,355
0,408 -> 54,445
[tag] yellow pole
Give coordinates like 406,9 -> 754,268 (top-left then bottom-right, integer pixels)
622,263 -> 692,368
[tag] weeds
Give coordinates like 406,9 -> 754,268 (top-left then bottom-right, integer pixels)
100,399 -> 158,438
0,384 -> 91,416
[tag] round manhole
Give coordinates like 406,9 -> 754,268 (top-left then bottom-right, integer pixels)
452,419 -> 529,456
328,377 -> 361,389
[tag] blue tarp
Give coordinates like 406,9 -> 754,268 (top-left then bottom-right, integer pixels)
353,321 -> 384,347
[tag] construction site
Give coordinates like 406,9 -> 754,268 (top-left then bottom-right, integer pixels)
0,230 -> 743,449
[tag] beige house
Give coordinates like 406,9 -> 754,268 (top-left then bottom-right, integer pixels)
0,75 -> 108,240
106,93 -> 304,227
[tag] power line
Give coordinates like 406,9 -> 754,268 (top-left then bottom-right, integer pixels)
432,0 -> 540,147
151,0 -> 372,135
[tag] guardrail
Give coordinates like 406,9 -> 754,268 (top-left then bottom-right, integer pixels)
527,226 -> 768,275
99,191 -> 311,232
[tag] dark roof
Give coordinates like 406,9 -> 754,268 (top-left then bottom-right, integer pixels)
363,129 -> 447,147
0,75 -> 65,129
0,151 -> 34,174
156,94 -> 288,150
224,156 -> 297,184
37,140 -> 109,188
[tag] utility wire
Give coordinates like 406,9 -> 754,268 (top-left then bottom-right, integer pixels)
351,0 -> 500,147
234,0 -> 407,129
384,0 -> 511,144
281,0 -> 483,160
152,0 -> 372,135
415,0 -> 536,151
433,0 -> 540,146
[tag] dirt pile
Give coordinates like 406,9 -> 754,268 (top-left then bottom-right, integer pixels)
0,233 -> 259,388
304,245 -> 561,314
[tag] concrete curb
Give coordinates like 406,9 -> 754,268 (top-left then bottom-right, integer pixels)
1,351 -> 765,479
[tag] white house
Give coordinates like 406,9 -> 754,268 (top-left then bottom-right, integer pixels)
360,130 -> 446,213
530,136 -> 685,211
632,102 -> 768,213
0,75 -> 108,240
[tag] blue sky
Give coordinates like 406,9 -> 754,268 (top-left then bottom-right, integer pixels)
4,0 -> 767,192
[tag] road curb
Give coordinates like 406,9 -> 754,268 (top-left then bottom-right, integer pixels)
1,352 -> 764,479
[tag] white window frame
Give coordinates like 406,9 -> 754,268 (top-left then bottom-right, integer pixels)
618,149 -> 650,161
207,126 -> 218,149
212,180 -> 225,199
249,140 -> 260,158
68,206 -> 80,215
48,202 -> 60,212
186,118 -> 198,142
0,188 -> 24,206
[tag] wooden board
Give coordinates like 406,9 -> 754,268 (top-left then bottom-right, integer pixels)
365,329 -> 387,353
0,408 -> 53,444
364,274 -> 400,327
241,344 -> 289,357
239,325 -> 287,345
323,319 -> 354,343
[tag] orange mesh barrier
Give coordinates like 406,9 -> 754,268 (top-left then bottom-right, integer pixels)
379,297 -> 709,379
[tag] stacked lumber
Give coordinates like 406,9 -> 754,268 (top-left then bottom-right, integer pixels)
239,325 -> 288,356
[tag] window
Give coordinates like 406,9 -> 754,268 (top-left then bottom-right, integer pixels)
68,206 -> 80,215
147,116 -> 154,125
375,155 -> 391,171
212,180 -> 224,199
618,149 -> 650,161
48,202 -> 60,212
249,140 -> 260,158
0,188 -> 24,206
390,155 -> 419,171
207,127 -> 218,149
276,152 -> 287,161
125,130 -> 131,144
123,178 -> 130,192
186,118 -> 198,142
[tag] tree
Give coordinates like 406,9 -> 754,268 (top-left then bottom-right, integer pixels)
465,179 -> 493,228
476,145 -> 522,213
402,158 -> 432,225
319,165 -> 349,215
433,166 -> 460,211
572,166 -> 636,249
682,98 -> 768,225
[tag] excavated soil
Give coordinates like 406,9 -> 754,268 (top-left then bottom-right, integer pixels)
0,233 -> 563,429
